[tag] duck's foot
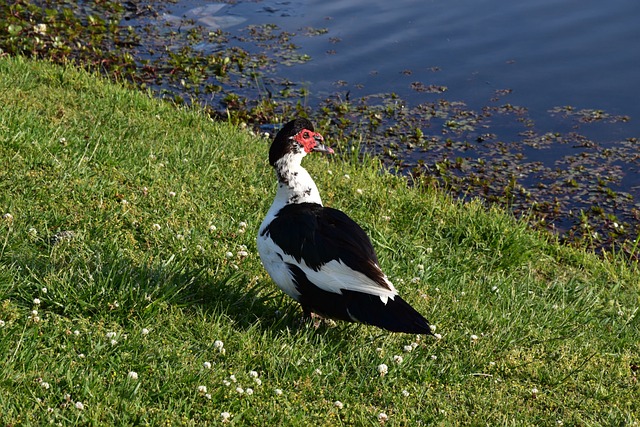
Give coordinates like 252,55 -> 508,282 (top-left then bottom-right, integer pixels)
301,308 -> 322,329
302,309 -> 337,329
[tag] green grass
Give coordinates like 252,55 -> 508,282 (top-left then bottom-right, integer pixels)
0,56 -> 638,426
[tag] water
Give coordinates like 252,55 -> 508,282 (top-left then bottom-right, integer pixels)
206,0 -> 640,140
147,0 -> 640,249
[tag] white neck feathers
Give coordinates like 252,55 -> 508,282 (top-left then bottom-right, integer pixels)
273,153 -> 323,206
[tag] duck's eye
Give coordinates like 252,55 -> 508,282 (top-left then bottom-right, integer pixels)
303,132 -> 310,139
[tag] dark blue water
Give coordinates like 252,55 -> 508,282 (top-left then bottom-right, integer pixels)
160,0 -> 640,141
206,0 -> 640,140
159,0 -> 640,247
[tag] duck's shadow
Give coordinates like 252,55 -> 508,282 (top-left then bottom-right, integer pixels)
122,257 -> 363,342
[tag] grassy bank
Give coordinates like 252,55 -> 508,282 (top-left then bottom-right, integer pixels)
0,56 -> 638,426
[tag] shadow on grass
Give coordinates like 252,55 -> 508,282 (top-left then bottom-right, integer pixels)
3,239 -> 374,344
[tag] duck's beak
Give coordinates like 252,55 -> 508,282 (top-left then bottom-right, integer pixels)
312,133 -> 334,154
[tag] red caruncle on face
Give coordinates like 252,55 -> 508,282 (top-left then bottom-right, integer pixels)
293,128 -> 323,153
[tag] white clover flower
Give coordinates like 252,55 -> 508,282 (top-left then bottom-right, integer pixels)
236,387 -> 244,394
221,412 -> 231,422
239,221 -> 248,228
402,389 -> 410,397
531,387 -> 539,396
470,334 -> 479,341
2,213 -> 13,221
78,353 -> 85,358
411,341 -> 419,349
403,345 -> 413,353
334,400 -> 344,409
33,298 -> 41,305
106,331 -> 116,339
110,339 -> 118,346
214,340 -> 224,350
141,328 -> 150,336
197,385 -> 208,394
343,174 -> 350,180
426,247 -> 433,254
254,378 -> 262,386
168,191 -> 176,197
222,380 -> 231,387
152,223 -> 161,231
434,333 -> 442,340
327,170 -> 333,175
246,388 -> 254,395
393,355 -> 403,364
28,227 -> 37,236
377,364 -> 388,376
356,188 -> 363,194
73,330 -> 80,336
225,251 -> 234,259
203,361 -> 212,369
75,401 -> 84,410
33,23 -> 48,34
378,412 -> 388,422
204,393 -> 212,400
274,388 -> 283,396
430,355 -> 438,360
41,287 -> 48,294
249,370 -> 259,378
0,320 -> 5,327
314,368 -> 322,375
209,225 -> 217,232
229,374 -> 236,382
128,371 -> 138,380
430,324 -> 437,333
491,286 -> 498,292
237,250 -> 248,257
40,381 -> 50,390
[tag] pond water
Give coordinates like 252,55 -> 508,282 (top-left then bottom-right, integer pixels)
157,0 -> 640,250
168,0 -> 640,137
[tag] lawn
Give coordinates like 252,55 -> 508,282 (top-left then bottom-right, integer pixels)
0,56 -> 638,426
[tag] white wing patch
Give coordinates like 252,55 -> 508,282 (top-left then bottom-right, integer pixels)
280,254 -> 398,304
259,218 -> 398,305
